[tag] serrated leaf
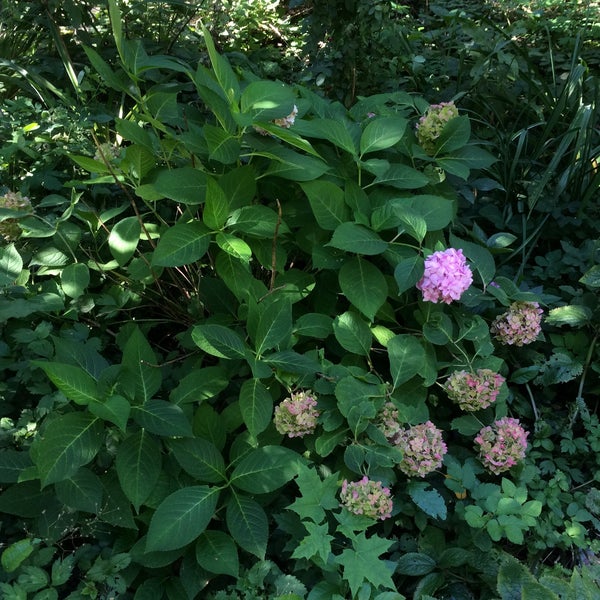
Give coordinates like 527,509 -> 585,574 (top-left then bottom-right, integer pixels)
191,323 -> 247,359
55,468 -> 103,513
254,297 -> 292,356
360,117 -> 407,154
32,362 -> 98,406
1,539 -> 35,573
339,257 -> 387,321
32,413 -> 103,487
239,379 -> 273,437
146,485 -> 220,552
387,335 -> 425,389
109,216 -> 141,266
89,395 -> 131,432
333,311 -> 372,356
152,221 -> 211,267
300,180 -> 350,230
226,492 -> 268,559
132,399 -> 193,437
408,481 -> 447,520
395,552 -> 437,576
60,263 -> 90,298
116,430 -> 162,511
229,446 -> 303,493
196,530 -> 239,577
121,326 -> 162,402
169,437 -> 226,483
327,223 -> 388,255
545,305 -> 591,327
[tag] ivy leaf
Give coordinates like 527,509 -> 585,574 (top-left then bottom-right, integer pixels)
334,532 -> 395,597
292,521 -> 334,562
287,467 -> 340,524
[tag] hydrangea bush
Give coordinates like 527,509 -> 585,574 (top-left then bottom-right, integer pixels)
0,4 -> 598,598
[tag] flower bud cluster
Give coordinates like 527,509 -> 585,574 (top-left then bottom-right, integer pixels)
474,417 -> 529,474
416,101 -> 459,155
416,248 -> 473,304
274,390 -> 319,438
491,301 -> 543,346
395,421 -> 447,477
0,191 -> 32,241
444,369 -> 505,412
340,476 -> 393,520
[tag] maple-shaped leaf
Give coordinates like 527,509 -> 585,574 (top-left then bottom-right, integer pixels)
334,532 -> 395,597
291,521 -> 333,563
288,467 -> 340,524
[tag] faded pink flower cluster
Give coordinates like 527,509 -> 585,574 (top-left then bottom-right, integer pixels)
475,417 -> 529,474
416,101 -> 459,155
444,369 -> 506,412
274,390 -> 319,438
491,301 -> 543,346
0,191 -> 32,241
416,248 -> 473,304
395,421 -> 447,477
375,401 -> 402,441
340,476 -> 393,520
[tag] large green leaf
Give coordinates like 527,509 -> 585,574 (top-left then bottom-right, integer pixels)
60,262 -> 90,299
204,124 -> 241,165
300,180 -> 350,230
294,118 -> 358,155
150,167 -> 207,204
338,257 -> 387,321
109,216 -> 141,266
32,413 -> 103,487
0,450 -> 32,483
226,205 -> 288,239
121,326 -> 162,403
360,116 -> 407,155
168,437 -> 226,483
132,399 -> 193,437
196,531 -> 239,577
333,311 -> 372,356
32,362 -> 99,406
239,379 -> 273,438
254,297 -> 292,356
152,221 -> 211,267
373,163 -> 429,189
203,176 -> 230,229
241,80 -> 295,120
116,430 -> 162,511
435,115 -> 471,154
55,468 -> 103,513
170,366 -> 229,405
201,25 -> 240,104
226,492 -> 268,559
191,324 -> 247,359
327,223 -> 388,255
146,485 -> 220,552
263,148 -> 329,181
0,244 -> 23,287
229,446 -> 303,493
387,335 -> 425,389
89,395 -> 131,432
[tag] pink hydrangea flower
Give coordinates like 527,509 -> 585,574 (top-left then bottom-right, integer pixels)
416,101 -> 459,155
395,421 -> 447,477
491,301 -> 543,346
375,401 -> 402,441
274,390 -> 319,438
340,476 -> 393,520
416,248 -> 473,304
444,369 -> 505,412
475,417 -> 529,474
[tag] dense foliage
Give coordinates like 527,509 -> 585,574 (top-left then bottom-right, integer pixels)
0,1 -> 599,599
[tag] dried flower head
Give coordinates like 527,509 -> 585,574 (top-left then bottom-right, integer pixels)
416,101 -> 459,155
416,248 -> 473,304
475,417 -> 529,474
491,301 -> 543,346
340,476 -> 393,520
0,191 -> 32,241
274,390 -> 319,438
375,401 -> 402,441
444,369 -> 505,412
396,421 -> 447,477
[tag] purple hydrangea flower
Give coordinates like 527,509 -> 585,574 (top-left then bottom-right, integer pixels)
375,401 -> 402,441
444,369 -> 506,412
491,301 -> 543,346
475,417 -> 529,474
396,421 -> 447,477
274,390 -> 319,438
416,248 -> 473,304
340,476 -> 393,520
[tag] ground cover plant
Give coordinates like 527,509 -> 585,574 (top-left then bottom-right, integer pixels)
0,0 -> 600,598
